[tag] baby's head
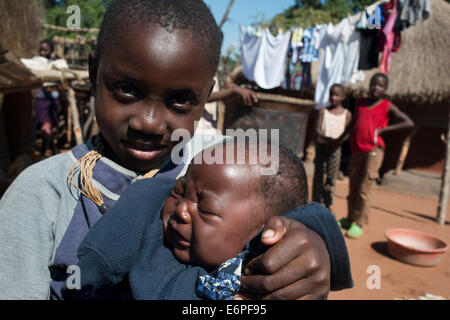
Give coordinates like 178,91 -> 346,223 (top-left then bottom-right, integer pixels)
90,0 -> 223,172
161,139 -> 308,271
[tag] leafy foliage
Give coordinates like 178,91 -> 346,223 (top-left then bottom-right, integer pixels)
266,0 -> 385,30
38,0 -> 111,39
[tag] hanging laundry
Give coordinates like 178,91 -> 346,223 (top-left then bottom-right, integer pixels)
313,25 -> 328,51
301,62 -> 312,89
356,10 -> 369,30
357,29 -> 379,70
240,25 -> 292,89
392,30 -> 401,52
282,43 -> 304,90
343,29 -> 364,83
246,25 -> 262,37
300,25 -> 327,63
380,0 -> 398,74
315,19 -> 362,109
392,0 -> 405,51
400,0 -> 431,27
291,27 -> 304,64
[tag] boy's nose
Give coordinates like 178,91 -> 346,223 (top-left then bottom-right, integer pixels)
175,199 -> 192,224
129,103 -> 167,136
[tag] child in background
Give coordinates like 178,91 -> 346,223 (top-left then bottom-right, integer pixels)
64,140 -> 351,300
34,39 -> 60,157
340,73 -> 414,238
313,84 -> 351,209
0,0 -> 348,300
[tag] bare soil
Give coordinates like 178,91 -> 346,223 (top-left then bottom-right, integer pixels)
319,178 -> 450,300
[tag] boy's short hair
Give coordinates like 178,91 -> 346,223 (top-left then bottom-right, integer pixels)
95,0 -> 223,75
371,73 -> 389,88
257,144 -> 309,218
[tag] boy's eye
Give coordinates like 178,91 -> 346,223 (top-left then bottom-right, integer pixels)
165,92 -> 197,112
111,82 -> 141,101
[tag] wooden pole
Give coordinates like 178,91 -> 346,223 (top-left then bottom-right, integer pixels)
67,87 -> 84,145
437,105 -> 450,225
66,96 -> 72,145
218,0 -> 235,29
216,0 -> 236,134
394,127 -> 417,175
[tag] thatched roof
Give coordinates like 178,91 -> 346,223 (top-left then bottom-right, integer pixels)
349,0 -> 450,104
0,0 -> 44,58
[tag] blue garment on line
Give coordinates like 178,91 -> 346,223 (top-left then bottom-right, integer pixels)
300,27 -> 319,63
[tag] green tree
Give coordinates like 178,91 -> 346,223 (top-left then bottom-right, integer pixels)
323,0 -> 353,20
39,0 -> 111,39
294,0 -> 323,9
267,0 -> 389,30
267,6 -> 336,30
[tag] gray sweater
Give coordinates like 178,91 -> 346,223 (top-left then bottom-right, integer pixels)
0,134 -> 224,299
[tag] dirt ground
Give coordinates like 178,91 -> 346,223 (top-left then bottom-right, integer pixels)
313,176 -> 450,300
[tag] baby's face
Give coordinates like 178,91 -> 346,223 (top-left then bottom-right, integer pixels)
161,160 -> 265,270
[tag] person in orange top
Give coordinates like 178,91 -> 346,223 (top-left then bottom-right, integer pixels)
339,73 -> 414,238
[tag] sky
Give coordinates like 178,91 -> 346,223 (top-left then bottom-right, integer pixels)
203,0 -> 297,55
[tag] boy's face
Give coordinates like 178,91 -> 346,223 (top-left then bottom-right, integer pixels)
369,76 -> 387,100
92,24 -> 215,172
329,86 -> 344,107
161,157 -> 265,270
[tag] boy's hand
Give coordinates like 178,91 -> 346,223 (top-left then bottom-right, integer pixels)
235,216 -> 330,300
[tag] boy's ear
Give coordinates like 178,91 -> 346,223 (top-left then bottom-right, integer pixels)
88,51 -> 98,94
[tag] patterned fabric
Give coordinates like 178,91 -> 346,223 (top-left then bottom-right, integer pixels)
313,144 -> 342,208
196,229 -> 266,300
196,251 -> 247,300
299,27 -> 316,62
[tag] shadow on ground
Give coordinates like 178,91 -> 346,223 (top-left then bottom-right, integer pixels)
371,241 -> 392,260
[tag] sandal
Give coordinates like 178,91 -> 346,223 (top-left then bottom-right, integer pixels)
346,223 -> 363,239
338,218 -> 352,230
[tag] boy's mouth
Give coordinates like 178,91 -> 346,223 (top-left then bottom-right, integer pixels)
121,140 -> 166,161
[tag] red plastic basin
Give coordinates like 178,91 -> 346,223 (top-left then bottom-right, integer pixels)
385,228 -> 448,267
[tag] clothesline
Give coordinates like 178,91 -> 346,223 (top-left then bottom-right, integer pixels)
239,0 -> 430,109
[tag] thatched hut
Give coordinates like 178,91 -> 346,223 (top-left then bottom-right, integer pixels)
347,0 -> 450,175
0,0 -> 46,196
